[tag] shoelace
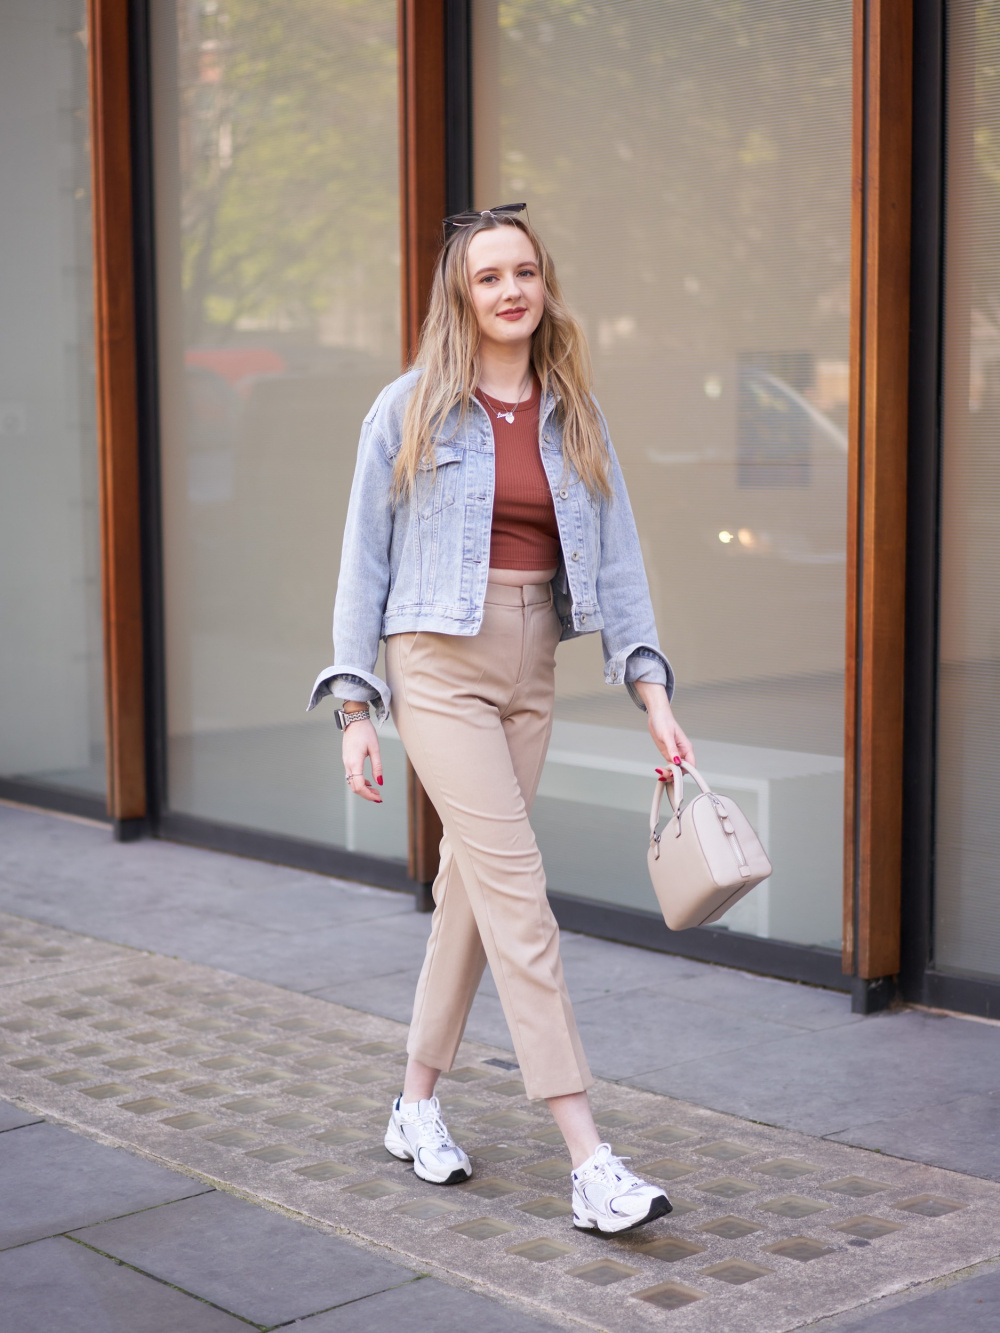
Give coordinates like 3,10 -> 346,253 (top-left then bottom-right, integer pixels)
587,1149 -> 644,1194
413,1099 -> 456,1149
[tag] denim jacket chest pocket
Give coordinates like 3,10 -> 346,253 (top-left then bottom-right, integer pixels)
415,442 -> 466,517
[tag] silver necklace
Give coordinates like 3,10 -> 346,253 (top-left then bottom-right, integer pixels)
479,371 -> 532,424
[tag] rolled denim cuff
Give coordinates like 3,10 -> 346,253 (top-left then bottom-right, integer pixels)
307,666 -> 391,724
605,642 -> 674,711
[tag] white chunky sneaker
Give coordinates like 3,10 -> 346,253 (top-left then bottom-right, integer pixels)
572,1143 -> 672,1235
384,1094 -> 472,1185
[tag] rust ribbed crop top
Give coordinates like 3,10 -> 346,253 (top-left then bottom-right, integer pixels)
475,378 -> 560,571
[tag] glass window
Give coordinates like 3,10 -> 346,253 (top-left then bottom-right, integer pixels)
935,1 -> 1000,981
473,0 -> 852,947
0,2 -> 105,800
150,1 -> 404,858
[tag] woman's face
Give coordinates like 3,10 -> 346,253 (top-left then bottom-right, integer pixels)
465,226 -> 545,352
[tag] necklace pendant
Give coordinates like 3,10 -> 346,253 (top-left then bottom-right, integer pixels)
499,410 -> 514,424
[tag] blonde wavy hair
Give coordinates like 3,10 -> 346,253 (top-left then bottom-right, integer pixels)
394,212 -> 610,501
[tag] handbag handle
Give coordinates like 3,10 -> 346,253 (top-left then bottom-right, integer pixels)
648,759 -> 714,842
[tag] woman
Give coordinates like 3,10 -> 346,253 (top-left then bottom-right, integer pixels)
309,204 -> 695,1235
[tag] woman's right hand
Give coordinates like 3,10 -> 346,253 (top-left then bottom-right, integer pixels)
343,718 -> 383,803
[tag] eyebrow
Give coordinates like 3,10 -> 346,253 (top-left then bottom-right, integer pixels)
471,261 -> 538,278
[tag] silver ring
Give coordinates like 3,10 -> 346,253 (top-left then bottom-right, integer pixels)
345,772 -> 363,784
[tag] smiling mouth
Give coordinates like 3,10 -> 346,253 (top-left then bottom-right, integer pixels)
498,307 -> 526,319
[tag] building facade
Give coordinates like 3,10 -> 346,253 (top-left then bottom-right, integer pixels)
1,1 -> 997,1018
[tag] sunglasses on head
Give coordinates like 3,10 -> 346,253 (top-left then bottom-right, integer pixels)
442,202 -> 528,241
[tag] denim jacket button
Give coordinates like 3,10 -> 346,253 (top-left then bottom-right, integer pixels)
571,551 -> 579,561
580,613 -> 587,624
559,488 -> 568,499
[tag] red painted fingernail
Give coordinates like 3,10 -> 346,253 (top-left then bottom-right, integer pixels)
655,767 -> 664,774
673,756 -> 681,764
376,775 -> 383,786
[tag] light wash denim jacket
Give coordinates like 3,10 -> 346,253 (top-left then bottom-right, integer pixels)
308,369 -> 672,722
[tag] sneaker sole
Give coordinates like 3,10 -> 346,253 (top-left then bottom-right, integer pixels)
384,1129 -> 471,1187
573,1193 -> 672,1235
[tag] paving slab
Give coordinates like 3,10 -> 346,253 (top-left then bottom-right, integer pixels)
640,1009 -> 1000,1141
290,1275 -> 561,1330
2,920 -> 999,1333
0,1095 -> 41,1131
828,1091 -> 1000,1183
72,1188 -> 415,1327
0,1118 -> 211,1248
810,1265 -> 1000,1331
0,1236 -> 248,1332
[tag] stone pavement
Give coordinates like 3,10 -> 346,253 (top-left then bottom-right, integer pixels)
1,801 -> 1000,1331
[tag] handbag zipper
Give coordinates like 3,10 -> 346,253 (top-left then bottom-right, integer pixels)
709,794 -> 751,878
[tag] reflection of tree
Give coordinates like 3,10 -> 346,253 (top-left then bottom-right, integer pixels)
492,0 -> 852,356
177,0 -> 398,350
974,2 -> 1000,336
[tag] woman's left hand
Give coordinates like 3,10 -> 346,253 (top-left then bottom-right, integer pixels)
634,682 -> 696,774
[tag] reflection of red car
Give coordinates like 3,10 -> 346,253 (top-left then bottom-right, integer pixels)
185,347 -> 286,395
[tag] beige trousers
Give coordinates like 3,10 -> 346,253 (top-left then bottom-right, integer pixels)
386,581 -> 593,1101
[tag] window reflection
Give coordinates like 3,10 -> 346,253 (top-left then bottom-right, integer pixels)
153,0 -> 405,857
474,0 -> 851,946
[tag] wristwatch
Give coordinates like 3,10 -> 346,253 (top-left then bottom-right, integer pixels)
335,707 -> 371,730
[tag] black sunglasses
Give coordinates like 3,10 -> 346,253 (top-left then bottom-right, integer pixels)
442,202 -> 528,241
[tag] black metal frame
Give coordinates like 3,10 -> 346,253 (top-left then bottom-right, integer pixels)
0,779 -> 110,825
444,0 -> 473,215
898,0 -> 1000,1022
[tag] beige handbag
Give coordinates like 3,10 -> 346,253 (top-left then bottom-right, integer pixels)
647,760 -> 772,931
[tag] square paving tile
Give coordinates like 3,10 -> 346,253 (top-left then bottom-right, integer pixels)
462,1178 -> 524,1200
475,1145 -> 530,1163
764,1236 -> 837,1261
569,1259 -> 639,1286
697,1215 -> 762,1238
343,1179 -> 408,1200
44,1068 -> 91,1085
34,1030 -> 79,1045
105,1057 -> 152,1072
637,1235 -> 708,1263
633,1281 -> 706,1309
755,1158 -> 822,1179
643,1124 -> 699,1145
122,1097 -> 173,1115
0,1122 -> 210,1246
294,1161 -> 355,1182
311,1029 -> 358,1043
204,1129 -> 259,1148
701,1259 -> 774,1284
697,1177 -> 756,1198
830,1215 -> 906,1240
593,1110 -> 636,1129
67,1044 -> 114,1058
894,1194 -> 968,1217
695,1139 -> 750,1161
329,1096 -> 381,1113
759,1194 -> 831,1218
442,1066 -> 491,1083
640,1157 -> 696,1182
517,1197 -> 573,1219
223,1097 -> 278,1114
393,1198 -> 462,1220
313,1128 -> 368,1147
68,1190 -> 413,1327
161,1112 -> 216,1130
246,1145 -> 309,1164
297,1053 -> 349,1072
182,1083 -> 236,1100
81,1083 -> 132,1100
140,1068 -> 189,1084
507,1237 -> 575,1262
490,1080 -> 526,1097
10,1056 -> 55,1071
823,1176 -> 890,1197
242,1069 -> 287,1085
450,1217 -> 516,1240
268,1112 -> 323,1131
284,1082 -> 337,1099
521,1159 -> 570,1182
200,1055 -> 253,1071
